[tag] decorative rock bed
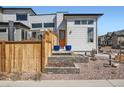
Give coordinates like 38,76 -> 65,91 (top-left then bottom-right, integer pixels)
45,62 -> 80,74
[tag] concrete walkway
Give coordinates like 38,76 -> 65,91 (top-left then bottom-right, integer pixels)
0,80 -> 124,87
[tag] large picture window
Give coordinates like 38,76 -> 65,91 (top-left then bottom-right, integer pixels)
32,23 -> 42,28
88,27 -> 94,42
16,14 -> 27,21
44,23 -> 54,28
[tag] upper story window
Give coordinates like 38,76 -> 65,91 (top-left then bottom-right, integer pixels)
88,20 -> 94,25
88,27 -> 94,42
32,23 -> 42,28
75,20 -> 94,25
74,20 -> 80,25
16,14 -> 27,21
0,28 -> 6,32
44,23 -> 54,28
81,20 -> 87,25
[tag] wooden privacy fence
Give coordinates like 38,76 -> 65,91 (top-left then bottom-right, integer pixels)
42,30 -> 58,70
0,41 -> 42,73
0,30 -> 58,73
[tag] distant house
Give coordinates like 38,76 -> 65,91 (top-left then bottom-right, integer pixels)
99,30 -> 124,48
98,32 -> 112,47
98,35 -> 106,46
105,32 -> 112,46
111,30 -> 124,48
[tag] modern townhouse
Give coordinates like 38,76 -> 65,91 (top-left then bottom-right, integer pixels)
0,7 -> 103,52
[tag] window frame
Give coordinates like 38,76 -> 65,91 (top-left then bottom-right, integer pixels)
74,20 -> 80,25
32,23 -> 42,28
0,28 -> 7,33
16,13 -> 28,21
21,30 -> 25,40
44,23 -> 55,28
88,27 -> 94,43
81,20 -> 87,25
88,20 -> 94,25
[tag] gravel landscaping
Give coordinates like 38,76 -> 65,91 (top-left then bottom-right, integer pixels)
0,72 -> 41,80
0,59 -> 124,80
41,59 -> 124,80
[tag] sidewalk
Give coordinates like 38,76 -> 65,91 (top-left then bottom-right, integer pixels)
0,80 -> 124,87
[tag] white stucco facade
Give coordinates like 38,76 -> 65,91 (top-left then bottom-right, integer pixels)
65,16 -> 97,51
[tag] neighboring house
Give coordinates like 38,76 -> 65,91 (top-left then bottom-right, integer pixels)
0,7 -> 35,41
105,32 -> 112,46
111,30 -> 124,48
0,22 -> 30,41
99,30 -> 124,49
0,7 -> 103,52
98,35 -> 106,46
98,32 -> 113,47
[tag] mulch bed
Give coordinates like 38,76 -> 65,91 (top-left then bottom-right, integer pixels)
46,62 -> 75,67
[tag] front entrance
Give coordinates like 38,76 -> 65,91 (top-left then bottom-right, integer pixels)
59,30 -> 66,48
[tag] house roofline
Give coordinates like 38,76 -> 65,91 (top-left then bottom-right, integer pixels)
0,7 -> 37,15
64,13 -> 103,17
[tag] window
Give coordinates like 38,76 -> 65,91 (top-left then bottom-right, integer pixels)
81,20 -> 87,25
44,23 -> 54,28
0,29 -> 6,32
32,32 -> 36,38
60,31 -> 65,40
21,30 -> 25,40
25,31 -> 27,40
74,20 -> 80,25
21,30 -> 27,40
16,14 -> 27,21
38,34 -> 42,40
88,20 -> 94,25
88,27 -> 94,42
32,23 -> 42,28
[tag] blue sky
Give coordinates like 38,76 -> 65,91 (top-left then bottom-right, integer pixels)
3,6 -> 124,36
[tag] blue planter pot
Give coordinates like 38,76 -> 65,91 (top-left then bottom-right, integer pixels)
65,45 -> 72,51
54,45 -> 60,51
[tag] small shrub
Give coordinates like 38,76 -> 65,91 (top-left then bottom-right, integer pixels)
90,49 -> 97,61
0,73 -> 7,80
35,72 -> 42,81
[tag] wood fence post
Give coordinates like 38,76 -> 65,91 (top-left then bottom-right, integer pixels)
41,39 -> 46,72
1,41 -> 5,72
41,40 -> 42,72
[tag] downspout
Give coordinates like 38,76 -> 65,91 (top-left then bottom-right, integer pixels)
96,18 -> 98,54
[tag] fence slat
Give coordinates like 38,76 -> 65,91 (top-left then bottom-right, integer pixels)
1,41 -> 5,72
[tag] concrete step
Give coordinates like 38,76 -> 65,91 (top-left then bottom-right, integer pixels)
48,55 -> 89,63
52,51 -> 72,55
